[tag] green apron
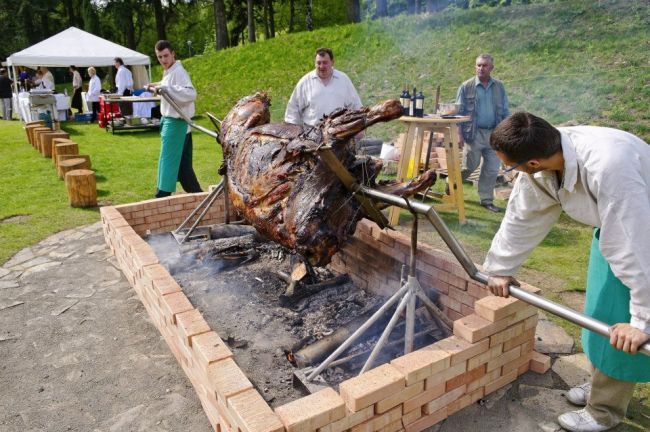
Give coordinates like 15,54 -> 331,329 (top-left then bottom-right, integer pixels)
582,228 -> 650,382
157,116 -> 187,193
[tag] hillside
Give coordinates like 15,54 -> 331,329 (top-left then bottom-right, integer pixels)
173,0 -> 649,142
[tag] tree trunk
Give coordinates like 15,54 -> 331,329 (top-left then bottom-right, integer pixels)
263,0 -> 270,39
347,0 -> 360,23
406,0 -> 416,14
268,0 -> 275,38
427,0 -> 448,12
305,0 -> 313,31
152,0 -> 167,41
65,169 -> 97,208
247,0 -> 256,43
289,0 -> 295,32
213,0 -> 229,50
375,0 -> 388,18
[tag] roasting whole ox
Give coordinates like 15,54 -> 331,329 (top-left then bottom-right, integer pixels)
219,92 -> 437,266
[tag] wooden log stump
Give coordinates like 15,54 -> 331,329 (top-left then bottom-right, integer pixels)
58,157 -> 90,180
65,169 -> 97,208
52,138 -> 75,165
25,121 -> 44,144
58,154 -> 91,169
54,142 -> 79,168
32,127 -> 51,150
41,131 -> 70,158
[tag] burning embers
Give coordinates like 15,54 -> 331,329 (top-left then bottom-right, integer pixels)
147,225 -> 447,406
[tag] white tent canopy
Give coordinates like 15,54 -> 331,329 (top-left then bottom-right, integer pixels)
7,27 -> 150,68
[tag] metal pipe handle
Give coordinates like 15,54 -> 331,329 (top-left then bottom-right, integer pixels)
359,187 -> 650,356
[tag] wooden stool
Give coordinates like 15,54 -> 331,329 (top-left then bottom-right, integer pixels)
41,131 -> 70,158
32,127 -> 51,150
65,169 -> 97,207
58,154 -> 91,168
52,138 -> 75,165
54,142 -> 79,167
58,157 -> 90,180
25,121 -> 44,144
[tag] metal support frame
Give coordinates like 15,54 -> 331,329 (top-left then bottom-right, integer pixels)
307,199 -> 449,381
358,187 -> 650,357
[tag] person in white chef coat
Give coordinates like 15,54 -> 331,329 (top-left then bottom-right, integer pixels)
483,112 -> 650,432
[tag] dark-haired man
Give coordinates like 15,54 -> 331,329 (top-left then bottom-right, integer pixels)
484,112 -> 650,432
0,68 -> 13,120
114,57 -> 133,115
284,47 -> 362,127
146,40 -> 202,198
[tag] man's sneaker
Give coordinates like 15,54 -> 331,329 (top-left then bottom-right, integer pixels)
565,382 -> 591,406
557,408 -> 612,432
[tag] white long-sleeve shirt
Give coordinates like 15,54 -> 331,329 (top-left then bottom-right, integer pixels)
115,65 -> 133,95
159,60 -> 196,132
86,75 -> 101,102
284,69 -> 362,127
40,71 -> 55,91
484,126 -> 650,332
72,70 -> 82,90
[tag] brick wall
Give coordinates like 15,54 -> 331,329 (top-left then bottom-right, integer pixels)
101,193 -> 550,432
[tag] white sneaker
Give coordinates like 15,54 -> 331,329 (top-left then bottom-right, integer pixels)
565,382 -> 592,406
557,408 -> 612,432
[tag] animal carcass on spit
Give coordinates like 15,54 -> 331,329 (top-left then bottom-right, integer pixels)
219,92 -> 436,267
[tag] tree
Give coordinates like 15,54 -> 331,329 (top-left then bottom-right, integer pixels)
152,0 -> 167,41
305,0 -> 313,31
247,0 -> 256,42
375,0 -> 388,18
213,0 -> 229,50
82,0 -> 101,36
264,0 -> 276,39
289,0 -> 295,32
347,0 -> 360,23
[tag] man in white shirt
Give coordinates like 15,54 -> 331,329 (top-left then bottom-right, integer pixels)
146,40 -> 202,198
284,47 -> 362,127
484,112 -> 650,432
113,57 -> 133,115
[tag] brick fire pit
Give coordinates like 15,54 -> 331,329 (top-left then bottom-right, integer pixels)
101,192 -> 550,432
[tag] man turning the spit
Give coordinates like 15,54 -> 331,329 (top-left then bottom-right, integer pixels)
484,112 -> 650,432
147,40 -> 202,198
285,47 -> 362,127
454,53 -> 510,213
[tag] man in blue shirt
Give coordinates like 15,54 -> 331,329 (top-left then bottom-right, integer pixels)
454,54 -> 510,213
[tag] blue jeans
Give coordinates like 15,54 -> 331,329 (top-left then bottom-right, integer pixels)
460,128 -> 500,204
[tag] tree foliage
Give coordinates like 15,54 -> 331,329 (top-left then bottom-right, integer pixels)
0,0 -> 556,61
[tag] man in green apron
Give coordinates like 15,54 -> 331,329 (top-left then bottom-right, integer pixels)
147,40 -> 202,198
482,112 -> 650,432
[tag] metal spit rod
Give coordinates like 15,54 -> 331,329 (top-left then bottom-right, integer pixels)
158,89 -> 220,140
359,187 -> 650,357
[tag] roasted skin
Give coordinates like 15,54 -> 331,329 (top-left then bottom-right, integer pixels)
219,93 -> 436,266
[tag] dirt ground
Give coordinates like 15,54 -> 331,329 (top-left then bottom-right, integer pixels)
0,223 -> 212,432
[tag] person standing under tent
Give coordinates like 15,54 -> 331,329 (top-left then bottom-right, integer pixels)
69,66 -> 83,114
0,68 -> 13,120
86,67 -> 101,123
113,57 -> 133,116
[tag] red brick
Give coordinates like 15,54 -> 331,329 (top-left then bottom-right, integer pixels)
207,358 -> 254,403
530,351 -> 551,374
423,360 -> 467,389
350,405 -> 401,432
453,313 -> 514,343
446,364 -> 486,391
403,381 -> 445,413
404,407 -> 447,432
489,322 -> 525,348
375,380 -> 424,414
340,364 -> 405,412
228,388 -> 284,432
446,387 -> 484,416
467,344 -> 503,371
176,309 -> 211,347
422,384 -> 466,415
430,335 -> 490,366
485,369 -> 518,394
192,331 -> 233,369
160,291 -> 193,325
317,405 -> 374,432
401,407 -> 422,426
503,328 -> 536,352
275,388 -> 345,432
390,347 -> 450,385
486,346 -> 522,372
